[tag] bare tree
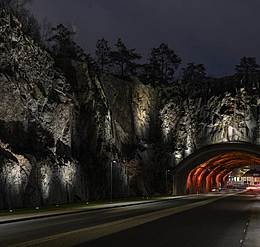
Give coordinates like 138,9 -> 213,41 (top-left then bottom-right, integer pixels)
39,17 -> 53,49
0,0 -> 41,43
0,0 -> 33,16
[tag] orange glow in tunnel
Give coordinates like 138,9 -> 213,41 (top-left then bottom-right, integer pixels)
186,152 -> 260,194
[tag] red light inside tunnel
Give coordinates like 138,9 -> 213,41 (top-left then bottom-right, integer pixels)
186,152 -> 260,194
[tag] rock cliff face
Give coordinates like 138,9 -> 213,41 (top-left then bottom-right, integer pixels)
0,10 -> 85,209
160,83 -> 260,164
1,10 -> 260,209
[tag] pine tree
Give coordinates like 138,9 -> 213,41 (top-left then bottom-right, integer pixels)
47,23 -> 87,61
235,56 -> 260,75
148,43 -> 181,83
95,37 -> 111,74
109,38 -> 141,77
235,56 -> 260,87
181,62 -> 206,82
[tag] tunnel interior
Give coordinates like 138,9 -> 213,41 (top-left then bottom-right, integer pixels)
173,142 -> 260,195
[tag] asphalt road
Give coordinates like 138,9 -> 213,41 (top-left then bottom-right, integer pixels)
0,192 -> 257,247
79,192 -> 256,247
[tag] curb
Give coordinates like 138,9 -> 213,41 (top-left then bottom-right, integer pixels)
0,196 -> 184,224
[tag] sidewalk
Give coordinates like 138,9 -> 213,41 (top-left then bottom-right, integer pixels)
0,196 -> 176,224
0,193 -> 242,224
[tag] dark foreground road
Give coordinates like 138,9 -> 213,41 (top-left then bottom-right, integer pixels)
76,192 -> 257,247
0,192 -> 258,247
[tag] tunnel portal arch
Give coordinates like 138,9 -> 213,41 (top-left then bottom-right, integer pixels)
172,142 -> 260,195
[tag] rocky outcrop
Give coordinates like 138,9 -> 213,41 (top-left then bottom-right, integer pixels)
160,83 -> 260,165
0,9 -> 161,207
0,9 -> 86,209
1,9 -> 260,209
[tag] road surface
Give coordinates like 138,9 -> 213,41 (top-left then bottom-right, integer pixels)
0,192 -> 258,247
77,192 -> 258,247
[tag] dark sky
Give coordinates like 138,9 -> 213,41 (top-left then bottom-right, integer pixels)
29,0 -> 260,78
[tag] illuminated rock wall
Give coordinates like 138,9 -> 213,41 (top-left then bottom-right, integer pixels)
160,86 -> 260,165
1,9 -> 260,208
96,75 -> 161,197
0,10 -> 86,209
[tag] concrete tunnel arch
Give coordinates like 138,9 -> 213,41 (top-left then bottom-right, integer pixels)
172,142 -> 260,195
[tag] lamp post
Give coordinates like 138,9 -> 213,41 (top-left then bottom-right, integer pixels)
110,160 -> 117,203
166,170 -> 170,195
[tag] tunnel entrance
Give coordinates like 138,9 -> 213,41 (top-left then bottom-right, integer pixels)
172,142 -> 260,195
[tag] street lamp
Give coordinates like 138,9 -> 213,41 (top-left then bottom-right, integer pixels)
166,170 -> 170,195
110,160 -> 117,203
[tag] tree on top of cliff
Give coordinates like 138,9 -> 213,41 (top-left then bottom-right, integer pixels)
181,62 -> 206,82
147,43 -> 181,84
48,24 -> 82,59
95,37 -> 111,74
235,56 -> 260,75
19,8 -> 41,43
180,62 -> 207,98
0,0 -> 41,43
47,23 -> 93,64
47,23 -> 96,76
0,0 -> 32,16
109,38 -> 142,77
235,56 -> 260,88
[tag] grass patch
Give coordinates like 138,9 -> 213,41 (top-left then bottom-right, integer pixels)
0,196 -> 168,217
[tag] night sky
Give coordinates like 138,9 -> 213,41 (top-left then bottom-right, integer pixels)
29,0 -> 260,78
